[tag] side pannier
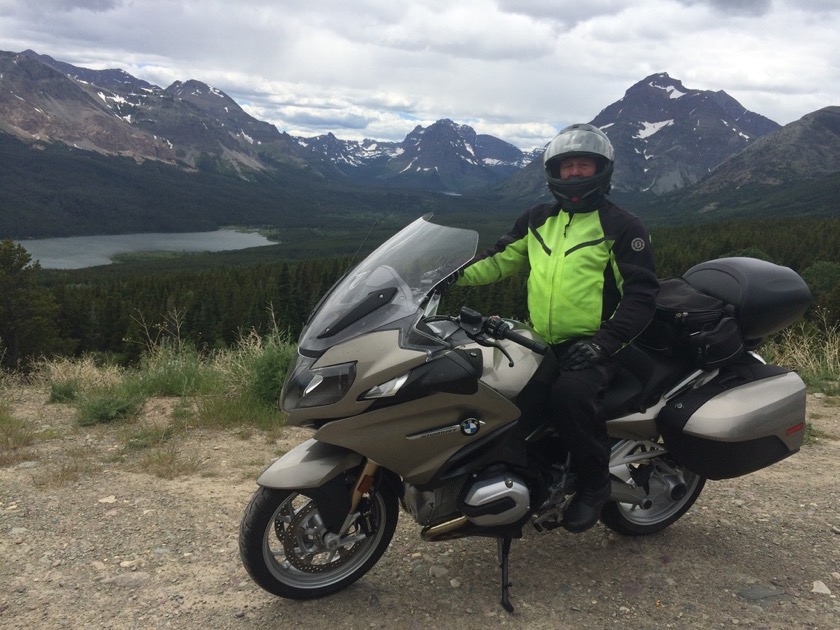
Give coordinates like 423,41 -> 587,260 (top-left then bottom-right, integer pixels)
656,360 -> 806,479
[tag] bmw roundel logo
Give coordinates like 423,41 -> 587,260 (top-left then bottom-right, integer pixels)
460,418 -> 481,436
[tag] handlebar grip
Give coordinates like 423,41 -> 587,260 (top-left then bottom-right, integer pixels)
500,327 -> 549,355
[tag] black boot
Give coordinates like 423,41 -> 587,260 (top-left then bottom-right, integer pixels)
563,478 -> 611,533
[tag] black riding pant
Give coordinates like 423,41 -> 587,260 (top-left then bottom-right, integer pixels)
548,344 -> 618,488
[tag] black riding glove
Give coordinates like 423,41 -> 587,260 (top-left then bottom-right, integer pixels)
558,339 -> 607,371
436,269 -> 462,293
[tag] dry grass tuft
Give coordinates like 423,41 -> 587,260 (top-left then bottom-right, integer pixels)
34,355 -> 125,391
0,402 -> 35,466
763,310 -> 840,394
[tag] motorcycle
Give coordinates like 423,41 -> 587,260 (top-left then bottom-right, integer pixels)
239,214 -> 812,611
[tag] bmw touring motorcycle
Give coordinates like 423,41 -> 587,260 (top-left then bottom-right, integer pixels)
239,215 -> 812,611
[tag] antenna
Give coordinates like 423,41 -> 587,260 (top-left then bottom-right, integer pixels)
346,217 -> 380,271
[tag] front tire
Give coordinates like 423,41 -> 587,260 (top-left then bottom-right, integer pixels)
239,483 -> 398,599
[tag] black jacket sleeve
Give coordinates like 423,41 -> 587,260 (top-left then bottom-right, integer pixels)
593,205 -> 659,355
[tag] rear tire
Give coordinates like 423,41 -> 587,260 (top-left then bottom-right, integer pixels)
239,483 -> 398,599
601,461 -> 705,536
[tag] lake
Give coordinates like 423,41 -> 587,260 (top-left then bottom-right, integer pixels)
15,230 -> 275,269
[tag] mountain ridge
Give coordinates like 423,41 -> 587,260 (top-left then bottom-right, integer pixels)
2,50 -> 781,193
1,49 -> 838,239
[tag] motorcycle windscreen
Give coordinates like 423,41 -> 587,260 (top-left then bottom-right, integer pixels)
298,215 -> 478,355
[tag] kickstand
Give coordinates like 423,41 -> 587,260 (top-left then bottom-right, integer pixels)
497,536 -> 514,613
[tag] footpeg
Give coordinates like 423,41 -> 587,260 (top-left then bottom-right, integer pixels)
531,494 -> 574,532
532,512 -> 564,532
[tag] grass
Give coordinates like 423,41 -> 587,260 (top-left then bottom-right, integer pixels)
35,446 -> 102,487
762,310 -> 840,395
1,315 -> 295,481
35,313 -> 294,430
122,421 -> 180,452
136,443 -> 202,480
2,310 -> 837,482
0,400 -> 36,466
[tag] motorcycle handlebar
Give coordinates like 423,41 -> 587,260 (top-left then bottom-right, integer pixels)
499,326 -> 549,355
485,314 -> 549,355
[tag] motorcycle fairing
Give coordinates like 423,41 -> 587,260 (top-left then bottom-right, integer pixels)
257,438 -> 363,489
313,383 -> 522,485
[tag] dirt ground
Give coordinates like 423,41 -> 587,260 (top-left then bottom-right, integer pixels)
1,386 -> 838,630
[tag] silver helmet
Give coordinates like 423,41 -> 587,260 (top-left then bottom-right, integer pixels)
543,123 -> 615,207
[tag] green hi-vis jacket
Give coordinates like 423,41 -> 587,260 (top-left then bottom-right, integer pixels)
460,201 -> 659,355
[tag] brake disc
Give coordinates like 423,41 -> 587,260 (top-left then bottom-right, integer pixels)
279,500 -> 360,573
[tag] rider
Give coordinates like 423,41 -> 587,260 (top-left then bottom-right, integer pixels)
458,123 -> 659,532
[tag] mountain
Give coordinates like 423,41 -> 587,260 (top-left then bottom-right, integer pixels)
0,51 -> 173,160
592,73 -> 780,194
9,51 -> 780,198
631,106 -> 840,226
292,119 -> 537,192
687,106 -> 840,193
2,50 -> 532,192
2,50 -> 311,173
496,73 -> 783,203
1,49 -> 837,240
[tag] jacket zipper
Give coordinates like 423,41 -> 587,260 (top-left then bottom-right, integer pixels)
547,213 -> 573,341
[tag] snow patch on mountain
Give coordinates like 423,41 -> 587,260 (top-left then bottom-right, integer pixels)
649,81 -> 687,99
635,120 -> 674,139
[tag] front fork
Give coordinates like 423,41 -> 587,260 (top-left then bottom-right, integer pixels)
327,459 -> 381,544
349,460 -> 380,514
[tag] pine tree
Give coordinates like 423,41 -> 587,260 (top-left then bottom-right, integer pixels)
0,240 -> 73,368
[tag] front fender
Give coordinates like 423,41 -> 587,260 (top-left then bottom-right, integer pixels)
256,438 -> 364,489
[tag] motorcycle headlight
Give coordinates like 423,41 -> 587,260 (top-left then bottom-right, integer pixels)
282,359 -> 357,411
362,372 -> 409,399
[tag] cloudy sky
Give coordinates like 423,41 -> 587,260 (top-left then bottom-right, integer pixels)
1,0 -> 838,149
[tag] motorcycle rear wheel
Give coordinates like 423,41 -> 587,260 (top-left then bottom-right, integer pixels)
600,464 -> 706,536
239,484 -> 398,599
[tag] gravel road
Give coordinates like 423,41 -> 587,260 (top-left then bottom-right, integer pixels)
1,387 -> 838,629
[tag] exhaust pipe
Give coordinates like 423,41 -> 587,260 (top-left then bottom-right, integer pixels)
660,473 -> 687,501
421,516 -> 469,541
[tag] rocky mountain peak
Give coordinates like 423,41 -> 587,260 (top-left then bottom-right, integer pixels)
591,73 -> 781,193
4,50 -> 829,203
631,72 -> 689,97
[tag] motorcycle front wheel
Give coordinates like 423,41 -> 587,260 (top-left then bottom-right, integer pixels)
600,461 -> 706,536
239,484 -> 398,599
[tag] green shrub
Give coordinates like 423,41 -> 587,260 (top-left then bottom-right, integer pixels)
199,328 -> 294,428
135,341 -> 217,397
246,331 -> 297,407
48,380 -> 80,403
77,385 -> 145,426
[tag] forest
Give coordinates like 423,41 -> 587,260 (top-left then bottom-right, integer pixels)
2,216 -> 839,370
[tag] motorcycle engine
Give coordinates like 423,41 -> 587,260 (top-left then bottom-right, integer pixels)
401,477 -> 466,527
402,468 -> 531,529
460,470 -> 531,527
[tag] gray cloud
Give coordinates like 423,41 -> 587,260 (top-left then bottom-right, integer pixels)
0,0 -> 838,149
675,0 -> 771,16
